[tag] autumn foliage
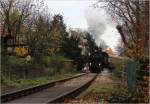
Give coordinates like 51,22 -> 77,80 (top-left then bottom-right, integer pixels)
15,47 -> 28,57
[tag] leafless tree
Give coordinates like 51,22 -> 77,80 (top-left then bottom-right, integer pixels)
24,0 -> 52,57
96,0 -> 149,60
0,0 -> 34,48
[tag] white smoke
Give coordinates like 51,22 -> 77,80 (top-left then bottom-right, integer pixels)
85,7 -> 117,47
85,7 -> 107,46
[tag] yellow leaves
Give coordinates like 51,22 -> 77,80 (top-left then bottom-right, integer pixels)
15,47 -> 28,57
48,48 -> 55,53
48,47 -> 60,54
51,30 -> 61,40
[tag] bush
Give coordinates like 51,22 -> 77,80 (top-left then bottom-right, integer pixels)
1,55 -> 78,86
46,55 -> 68,62
110,57 -> 125,78
45,55 -> 74,73
5,55 -> 26,65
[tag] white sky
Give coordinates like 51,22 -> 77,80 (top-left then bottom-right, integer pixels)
45,0 -> 120,51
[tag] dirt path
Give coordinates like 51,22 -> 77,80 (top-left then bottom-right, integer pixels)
94,72 -> 120,84
65,70 -> 123,103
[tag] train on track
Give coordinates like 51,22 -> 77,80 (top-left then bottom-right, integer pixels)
82,47 -> 114,73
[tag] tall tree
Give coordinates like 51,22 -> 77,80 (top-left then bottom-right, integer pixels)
25,2 -> 52,63
97,0 -> 149,60
61,30 -> 82,60
49,14 -> 67,54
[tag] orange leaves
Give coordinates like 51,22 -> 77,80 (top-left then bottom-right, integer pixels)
143,76 -> 149,81
15,47 -> 28,57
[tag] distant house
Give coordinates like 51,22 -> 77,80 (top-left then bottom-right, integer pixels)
0,23 -> 28,56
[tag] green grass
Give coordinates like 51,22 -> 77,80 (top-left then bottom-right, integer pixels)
78,76 -> 128,103
46,55 -> 69,62
89,83 -> 117,93
2,71 -> 79,87
1,71 -> 80,94
88,83 -> 127,93
2,55 -> 27,65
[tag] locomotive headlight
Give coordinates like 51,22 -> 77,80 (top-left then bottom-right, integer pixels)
99,63 -> 101,66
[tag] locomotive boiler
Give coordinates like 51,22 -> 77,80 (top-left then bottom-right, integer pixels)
87,48 -> 112,73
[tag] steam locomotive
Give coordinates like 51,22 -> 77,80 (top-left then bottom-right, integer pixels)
82,49 -> 114,73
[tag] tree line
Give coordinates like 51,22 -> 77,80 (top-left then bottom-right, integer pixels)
0,0 -> 97,64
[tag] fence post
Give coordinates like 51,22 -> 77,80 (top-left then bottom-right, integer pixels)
126,60 -> 139,91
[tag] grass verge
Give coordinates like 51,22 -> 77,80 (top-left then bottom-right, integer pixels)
1,71 -> 80,94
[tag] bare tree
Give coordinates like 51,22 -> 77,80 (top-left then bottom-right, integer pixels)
24,1 -> 52,59
96,0 -> 149,60
0,0 -> 34,48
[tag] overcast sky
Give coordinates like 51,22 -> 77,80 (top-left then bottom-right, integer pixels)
45,0 -> 120,51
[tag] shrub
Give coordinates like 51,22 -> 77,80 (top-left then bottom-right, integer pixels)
6,55 -> 26,65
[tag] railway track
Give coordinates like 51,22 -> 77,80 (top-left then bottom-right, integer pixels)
1,73 -> 97,103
